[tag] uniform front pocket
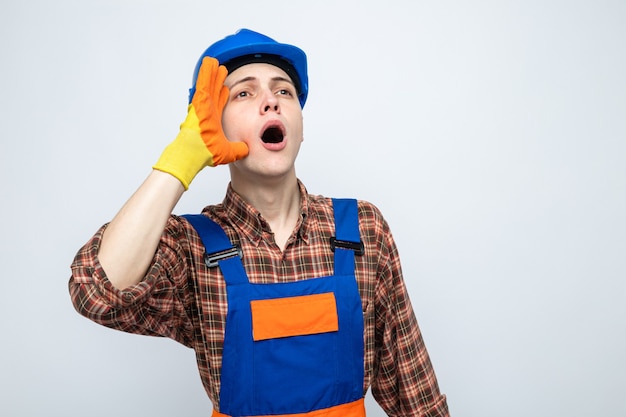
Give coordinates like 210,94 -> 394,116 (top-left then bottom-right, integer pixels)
250,292 -> 338,341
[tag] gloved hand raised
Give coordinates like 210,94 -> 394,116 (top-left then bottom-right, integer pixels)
153,57 -> 249,189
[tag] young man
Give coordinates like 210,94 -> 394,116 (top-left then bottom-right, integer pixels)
69,29 -> 449,417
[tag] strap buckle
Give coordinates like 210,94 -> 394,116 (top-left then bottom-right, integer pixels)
329,237 -> 364,256
204,245 -> 243,268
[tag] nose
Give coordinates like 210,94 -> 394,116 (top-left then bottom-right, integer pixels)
261,90 -> 280,114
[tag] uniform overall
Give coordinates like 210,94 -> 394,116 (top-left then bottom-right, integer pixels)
184,198 -> 365,417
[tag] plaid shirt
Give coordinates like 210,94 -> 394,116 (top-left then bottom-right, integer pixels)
69,180 -> 449,417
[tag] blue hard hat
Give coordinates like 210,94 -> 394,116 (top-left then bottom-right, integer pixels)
189,29 -> 309,107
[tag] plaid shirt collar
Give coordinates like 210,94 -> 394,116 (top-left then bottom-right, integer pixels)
221,179 -> 312,247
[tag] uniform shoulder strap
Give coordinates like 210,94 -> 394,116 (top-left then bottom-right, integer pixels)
181,214 -> 247,284
330,198 -> 363,276
182,214 -> 233,255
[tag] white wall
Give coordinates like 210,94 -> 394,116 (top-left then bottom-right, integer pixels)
1,1 -> 625,416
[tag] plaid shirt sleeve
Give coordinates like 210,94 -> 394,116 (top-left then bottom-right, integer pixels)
68,217 -> 198,347
359,204 -> 449,417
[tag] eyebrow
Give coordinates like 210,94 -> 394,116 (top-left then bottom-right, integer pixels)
229,75 -> 295,89
270,76 -> 295,86
229,76 -> 256,89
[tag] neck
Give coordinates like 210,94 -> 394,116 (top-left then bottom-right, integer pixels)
230,173 -> 301,250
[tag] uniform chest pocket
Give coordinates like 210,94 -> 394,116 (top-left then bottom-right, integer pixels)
250,292 -> 339,341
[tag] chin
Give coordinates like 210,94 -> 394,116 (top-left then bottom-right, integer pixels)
231,157 -> 296,180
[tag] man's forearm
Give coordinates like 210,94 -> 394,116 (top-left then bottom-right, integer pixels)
98,169 -> 184,290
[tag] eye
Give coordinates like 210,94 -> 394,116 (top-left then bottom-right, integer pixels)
232,89 -> 254,101
276,88 -> 293,97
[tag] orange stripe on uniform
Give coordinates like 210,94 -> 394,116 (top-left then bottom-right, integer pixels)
250,292 -> 339,341
211,397 -> 366,417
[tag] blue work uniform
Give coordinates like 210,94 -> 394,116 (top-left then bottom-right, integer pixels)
184,198 -> 366,417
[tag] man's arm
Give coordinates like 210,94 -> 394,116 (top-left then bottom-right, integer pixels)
371,221 -> 449,416
98,170 -> 184,289
97,57 -> 248,290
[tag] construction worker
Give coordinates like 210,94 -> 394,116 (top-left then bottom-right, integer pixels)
69,29 -> 449,417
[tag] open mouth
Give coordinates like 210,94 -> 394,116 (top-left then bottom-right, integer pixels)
261,126 -> 285,144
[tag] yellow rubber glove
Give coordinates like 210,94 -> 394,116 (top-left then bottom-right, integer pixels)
153,57 -> 249,189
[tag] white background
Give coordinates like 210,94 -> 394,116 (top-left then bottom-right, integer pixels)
1,1 -> 625,416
